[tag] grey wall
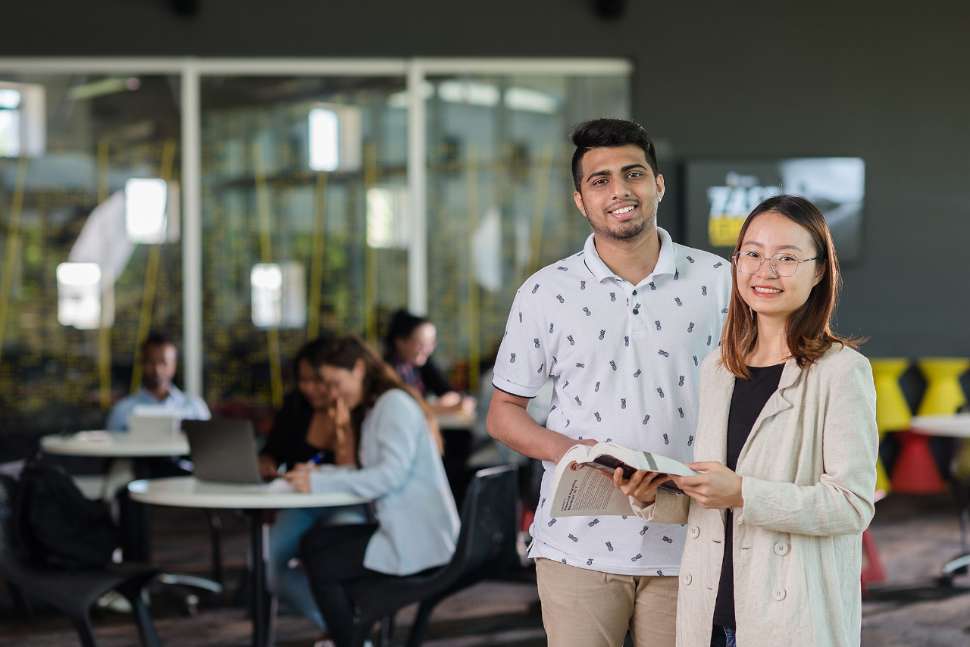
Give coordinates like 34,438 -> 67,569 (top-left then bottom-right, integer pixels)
3,0 -> 969,357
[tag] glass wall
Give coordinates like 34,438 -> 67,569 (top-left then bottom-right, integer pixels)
200,76 -> 408,411
0,72 -> 181,435
0,60 -> 629,434
425,74 -> 630,391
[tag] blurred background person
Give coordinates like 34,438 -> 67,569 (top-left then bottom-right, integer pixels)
383,309 -> 475,417
106,331 -> 210,431
258,334 -> 357,479
288,335 -> 458,647
263,335 -> 365,632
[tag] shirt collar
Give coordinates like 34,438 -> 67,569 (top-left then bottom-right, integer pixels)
582,227 -> 679,284
137,385 -> 184,404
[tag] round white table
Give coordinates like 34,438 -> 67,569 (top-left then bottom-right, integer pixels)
130,477 -> 368,647
911,414 -> 970,584
911,414 -> 970,439
41,430 -> 189,457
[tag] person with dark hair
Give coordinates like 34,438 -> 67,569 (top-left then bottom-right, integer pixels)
617,195 -> 877,647
487,118 -> 731,647
259,335 -> 356,478
262,335 -> 364,631
383,309 -> 474,416
286,335 -> 459,647
106,331 -> 209,430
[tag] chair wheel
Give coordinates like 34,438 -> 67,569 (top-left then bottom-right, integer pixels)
183,593 -> 199,616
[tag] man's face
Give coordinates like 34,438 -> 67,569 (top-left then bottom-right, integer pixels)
142,343 -> 177,393
572,144 -> 665,242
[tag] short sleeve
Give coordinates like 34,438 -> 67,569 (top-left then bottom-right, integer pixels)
491,283 -> 552,398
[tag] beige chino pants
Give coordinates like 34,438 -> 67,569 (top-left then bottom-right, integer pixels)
536,558 -> 678,647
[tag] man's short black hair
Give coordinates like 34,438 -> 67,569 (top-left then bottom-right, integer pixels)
141,331 -> 176,354
570,118 -> 659,190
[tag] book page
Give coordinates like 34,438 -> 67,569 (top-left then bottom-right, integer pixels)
551,460 -> 634,517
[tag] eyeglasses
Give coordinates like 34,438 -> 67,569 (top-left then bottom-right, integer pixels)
732,250 -> 821,277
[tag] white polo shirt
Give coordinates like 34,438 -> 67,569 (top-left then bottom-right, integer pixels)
493,228 -> 731,575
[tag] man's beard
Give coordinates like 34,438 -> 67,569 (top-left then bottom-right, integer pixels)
588,214 -> 649,241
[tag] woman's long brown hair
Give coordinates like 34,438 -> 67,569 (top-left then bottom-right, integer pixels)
318,335 -> 444,453
720,194 -> 859,379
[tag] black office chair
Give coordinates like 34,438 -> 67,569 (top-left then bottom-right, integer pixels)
343,464 -> 519,647
0,474 -> 161,647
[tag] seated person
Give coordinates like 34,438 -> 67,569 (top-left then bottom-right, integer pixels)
101,332 -> 210,575
264,336 -> 364,631
287,335 -> 460,647
383,309 -> 475,417
106,331 -> 210,431
259,335 -> 356,478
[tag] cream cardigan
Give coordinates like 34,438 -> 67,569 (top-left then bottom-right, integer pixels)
638,344 -> 877,647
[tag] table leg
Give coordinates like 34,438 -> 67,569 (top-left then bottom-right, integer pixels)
249,510 -> 271,647
119,477 -> 152,562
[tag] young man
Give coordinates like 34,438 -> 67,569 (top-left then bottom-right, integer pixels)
106,331 -> 210,431
103,332 -> 210,568
487,118 -> 731,646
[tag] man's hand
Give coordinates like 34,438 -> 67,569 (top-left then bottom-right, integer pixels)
612,469 -> 672,506
283,462 -> 314,493
672,461 -> 743,509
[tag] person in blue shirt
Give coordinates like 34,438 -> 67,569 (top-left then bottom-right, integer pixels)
106,331 -> 210,431
102,332 -> 210,569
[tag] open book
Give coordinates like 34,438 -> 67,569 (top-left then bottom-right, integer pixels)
550,442 -> 697,518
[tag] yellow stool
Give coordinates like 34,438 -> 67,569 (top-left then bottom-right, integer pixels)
920,358 -> 970,484
917,358 -> 969,416
892,358 -> 969,494
871,358 -> 912,496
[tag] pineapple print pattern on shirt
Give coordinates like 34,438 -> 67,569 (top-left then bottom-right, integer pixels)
492,228 -> 731,576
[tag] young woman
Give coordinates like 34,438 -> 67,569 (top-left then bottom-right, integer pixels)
616,195 -> 877,647
261,336 -> 363,631
383,309 -> 475,416
259,335 -> 357,477
285,335 -> 460,647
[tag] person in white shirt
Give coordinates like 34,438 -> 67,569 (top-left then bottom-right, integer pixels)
105,331 -> 209,431
487,118 -> 731,647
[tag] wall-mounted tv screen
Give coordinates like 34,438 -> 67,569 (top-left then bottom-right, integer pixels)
684,158 -> 864,262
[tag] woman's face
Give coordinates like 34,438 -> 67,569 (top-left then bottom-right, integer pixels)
735,211 -> 824,322
319,359 -> 366,409
394,322 -> 437,367
296,359 -> 329,410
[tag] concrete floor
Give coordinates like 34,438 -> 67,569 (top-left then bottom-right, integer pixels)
2,493 -> 968,646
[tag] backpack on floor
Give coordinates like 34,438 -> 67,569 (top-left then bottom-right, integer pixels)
15,456 -> 119,569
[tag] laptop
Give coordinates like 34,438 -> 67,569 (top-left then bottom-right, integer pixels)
129,405 -> 182,439
183,418 -> 265,484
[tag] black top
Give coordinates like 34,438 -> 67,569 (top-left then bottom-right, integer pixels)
388,355 -> 453,398
712,362 -> 785,629
259,390 -> 334,470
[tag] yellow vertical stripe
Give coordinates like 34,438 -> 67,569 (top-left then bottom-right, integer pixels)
307,172 -> 327,340
466,147 -> 480,392
253,141 -> 283,408
0,157 -> 29,366
363,142 -> 379,344
131,139 -> 177,393
96,142 -> 112,410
